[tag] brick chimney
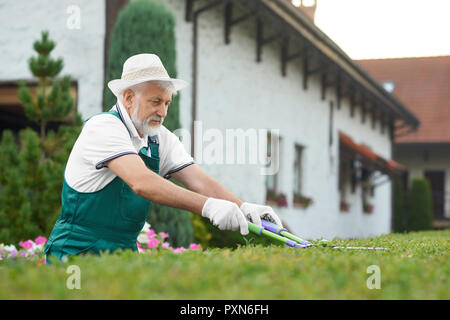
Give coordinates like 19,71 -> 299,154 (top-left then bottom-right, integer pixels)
291,0 -> 317,23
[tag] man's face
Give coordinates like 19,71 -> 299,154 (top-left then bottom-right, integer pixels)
124,82 -> 172,137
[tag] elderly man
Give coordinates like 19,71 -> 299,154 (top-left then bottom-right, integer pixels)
44,54 -> 282,261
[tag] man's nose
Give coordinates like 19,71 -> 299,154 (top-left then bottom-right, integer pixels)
157,105 -> 168,118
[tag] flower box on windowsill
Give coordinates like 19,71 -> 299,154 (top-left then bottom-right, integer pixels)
363,203 -> 374,214
266,189 -> 288,208
340,200 -> 350,212
293,193 -> 313,209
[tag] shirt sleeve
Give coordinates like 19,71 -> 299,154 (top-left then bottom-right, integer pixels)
81,113 -> 138,169
158,126 -> 194,179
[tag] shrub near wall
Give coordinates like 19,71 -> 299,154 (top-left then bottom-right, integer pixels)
105,0 -> 193,247
407,178 -> 434,231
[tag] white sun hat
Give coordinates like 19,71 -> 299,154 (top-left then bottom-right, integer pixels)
107,53 -> 189,97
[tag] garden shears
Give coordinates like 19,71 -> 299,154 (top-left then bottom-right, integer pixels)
248,220 -> 389,251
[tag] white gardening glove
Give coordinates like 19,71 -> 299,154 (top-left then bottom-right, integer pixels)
240,202 -> 283,227
201,198 -> 249,235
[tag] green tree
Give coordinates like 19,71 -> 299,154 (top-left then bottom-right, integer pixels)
18,31 -> 74,141
105,0 -> 193,247
0,31 -> 82,244
407,178 -> 434,231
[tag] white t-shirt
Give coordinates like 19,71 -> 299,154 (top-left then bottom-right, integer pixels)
64,102 -> 194,193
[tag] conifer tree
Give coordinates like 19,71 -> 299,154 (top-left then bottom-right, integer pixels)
18,31 -> 74,141
0,31 -> 81,243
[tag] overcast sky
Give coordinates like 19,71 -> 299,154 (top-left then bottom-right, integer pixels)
313,0 -> 450,59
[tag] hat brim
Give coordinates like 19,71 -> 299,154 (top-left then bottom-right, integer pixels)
108,77 -> 189,97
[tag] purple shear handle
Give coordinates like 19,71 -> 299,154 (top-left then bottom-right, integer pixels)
262,220 -> 312,247
261,220 -> 287,235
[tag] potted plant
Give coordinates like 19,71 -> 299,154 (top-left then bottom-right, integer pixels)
293,193 -> 313,208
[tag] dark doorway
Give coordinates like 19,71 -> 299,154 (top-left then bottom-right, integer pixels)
424,171 -> 445,220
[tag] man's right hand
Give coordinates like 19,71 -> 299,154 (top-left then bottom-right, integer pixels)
201,198 -> 249,235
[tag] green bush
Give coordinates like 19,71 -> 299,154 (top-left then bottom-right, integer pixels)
105,0 -> 193,246
393,179 -> 406,233
0,31 -> 82,244
407,178 -> 434,231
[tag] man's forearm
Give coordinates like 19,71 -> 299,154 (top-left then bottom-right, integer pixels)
134,171 -> 208,214
192,175 -> 244,207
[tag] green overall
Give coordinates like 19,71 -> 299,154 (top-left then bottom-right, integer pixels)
43,110 -> 159,261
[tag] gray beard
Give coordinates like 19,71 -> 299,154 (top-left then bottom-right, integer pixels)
131,102 -> 163,137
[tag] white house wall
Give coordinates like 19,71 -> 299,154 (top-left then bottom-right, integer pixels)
0,0 -> 106,118
160,0 -> 393,239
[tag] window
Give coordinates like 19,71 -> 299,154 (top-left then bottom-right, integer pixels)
0,80 -> 78,135
265,131 -> 280,192
293,144 -> 304,195
361,167 -> 375,213
338,148 -> 354,212
265,132 -> 287,207
382,81 -> 395,93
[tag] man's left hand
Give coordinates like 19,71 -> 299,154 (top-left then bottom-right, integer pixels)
240,202 -> 283,227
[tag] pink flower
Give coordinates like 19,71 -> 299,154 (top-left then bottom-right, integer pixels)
136,242 -> 145,252
10,250 -> 18,258
34,236 -> 47,245
19,240 -> 34,250
159,232 -> 169,239
173,247 -> 186,254
148,238 -> 159,249
162,242 -> 170,249
189,243 -> 200,250
147,229 -> 156,239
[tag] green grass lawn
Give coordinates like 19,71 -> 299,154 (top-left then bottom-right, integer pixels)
1,229 -> 448,299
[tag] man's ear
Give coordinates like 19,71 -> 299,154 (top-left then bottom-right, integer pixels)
122,89 -> 135,111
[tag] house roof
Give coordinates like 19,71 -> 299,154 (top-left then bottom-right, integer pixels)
205,0 -> 420,133
357,56 -> 450,144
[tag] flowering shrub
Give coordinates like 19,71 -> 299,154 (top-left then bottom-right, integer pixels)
0,223 -> 200,264
137,222 -> 200,254
0,236 -> 47,264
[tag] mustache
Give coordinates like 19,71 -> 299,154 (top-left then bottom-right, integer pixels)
144,115 -> 163,124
